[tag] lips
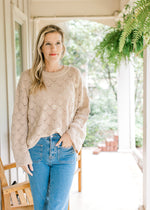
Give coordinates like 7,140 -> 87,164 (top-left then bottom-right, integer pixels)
49,54 -> 57,56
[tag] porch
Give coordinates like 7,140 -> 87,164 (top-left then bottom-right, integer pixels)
0,0 -> 150,209
70,148 -> 143,210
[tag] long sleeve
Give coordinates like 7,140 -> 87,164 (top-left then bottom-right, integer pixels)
66,70 -> 90,153
11,72 -> 32,167
11,66 -> 90,164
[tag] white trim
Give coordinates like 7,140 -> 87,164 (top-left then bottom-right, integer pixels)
33,16 -> 116,27
11,4 -> 29,88
13,5 -> 27,24
10,1 -> 30,184
143,46 -> 150,210
3,0 -> 17,185
0,0 -> 8,161
18,0 -> 23,11
23,0 -> 27,14
33,15 -> 115,20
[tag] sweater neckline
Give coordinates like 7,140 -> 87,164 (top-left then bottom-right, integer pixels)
42,65 -> 69,78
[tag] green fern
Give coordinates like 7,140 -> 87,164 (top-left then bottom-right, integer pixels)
119,0 -> 150,52
95,0 -> 147,70
119,15 -> 136,52
95,27 -> 143,71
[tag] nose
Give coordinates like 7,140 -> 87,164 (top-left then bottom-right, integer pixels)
51,44 -> 57,50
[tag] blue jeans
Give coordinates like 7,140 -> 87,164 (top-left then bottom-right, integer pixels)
28,133 -> 77,210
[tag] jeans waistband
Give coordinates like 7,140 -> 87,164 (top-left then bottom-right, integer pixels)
50,133 -> 61,138
41,133 -> 61,142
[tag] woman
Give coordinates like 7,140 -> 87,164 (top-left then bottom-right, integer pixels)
11,24 -> 90,210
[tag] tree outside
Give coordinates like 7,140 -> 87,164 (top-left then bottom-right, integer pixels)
62,19 -> 143,148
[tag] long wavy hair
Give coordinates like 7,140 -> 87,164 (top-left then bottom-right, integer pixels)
29,24 -> 65,94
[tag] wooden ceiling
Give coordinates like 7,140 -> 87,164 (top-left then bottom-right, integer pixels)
30,0 -> 130,27
31,0 -> 130,18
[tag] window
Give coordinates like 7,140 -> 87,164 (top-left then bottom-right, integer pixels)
15,22 -> 23,85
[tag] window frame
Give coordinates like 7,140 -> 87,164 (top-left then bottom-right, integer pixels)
12,5 -> 28,87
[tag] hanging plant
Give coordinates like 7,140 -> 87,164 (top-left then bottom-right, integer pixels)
95,23 -> 143,70
119,0 -> 150,53
95,2 -> 145,70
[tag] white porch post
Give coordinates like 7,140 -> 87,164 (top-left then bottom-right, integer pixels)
143,46 -> 150,210
117,60 -> 135,151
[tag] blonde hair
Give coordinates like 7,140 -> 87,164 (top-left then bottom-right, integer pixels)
30,24 -> 65,94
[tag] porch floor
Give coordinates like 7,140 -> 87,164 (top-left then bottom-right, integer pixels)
70,147 -> 143,210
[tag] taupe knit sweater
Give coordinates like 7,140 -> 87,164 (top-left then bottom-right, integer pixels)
11,65 -> 90,167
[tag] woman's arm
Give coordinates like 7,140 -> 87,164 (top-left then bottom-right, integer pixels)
66,70 -> 90,153
11,71 -> 32,167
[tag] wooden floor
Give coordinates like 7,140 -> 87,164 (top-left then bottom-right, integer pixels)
69,148 -> 143,210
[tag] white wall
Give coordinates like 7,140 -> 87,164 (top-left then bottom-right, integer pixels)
0,0 -> 10,182
0,0 -> 32,185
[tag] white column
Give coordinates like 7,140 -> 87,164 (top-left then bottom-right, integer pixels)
129,58 -> 136,150
117,60 -> 135,152
143,46 -> 150,210
0,0 -> 10,183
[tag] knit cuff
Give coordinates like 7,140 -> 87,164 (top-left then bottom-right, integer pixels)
13,148 -> 33,168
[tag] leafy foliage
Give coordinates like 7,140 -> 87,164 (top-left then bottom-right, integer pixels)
95,0 -> 150,70
119,0 -> 150,53
95,26 -> 143,71
95,19 -> 143,71
133,56 -> 143,147
62,20 -> 143,147
62,20 -> 118,147
95,28 -> 122,71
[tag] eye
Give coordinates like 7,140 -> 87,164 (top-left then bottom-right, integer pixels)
45,42 -> 51,46
56,42 -> 61,45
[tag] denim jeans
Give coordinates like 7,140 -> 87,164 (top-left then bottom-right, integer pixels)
28,133 -> 77,210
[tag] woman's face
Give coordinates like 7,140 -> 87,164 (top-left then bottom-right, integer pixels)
41,32 -> 63,64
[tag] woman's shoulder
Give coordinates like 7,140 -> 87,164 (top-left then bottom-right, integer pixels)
18,69 -> 32,88
67,65 -> 82,78
20,69 -> 32,82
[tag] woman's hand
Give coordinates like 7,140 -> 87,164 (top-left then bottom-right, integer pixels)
22,164 -> 34,176
56,133 -> 73,148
